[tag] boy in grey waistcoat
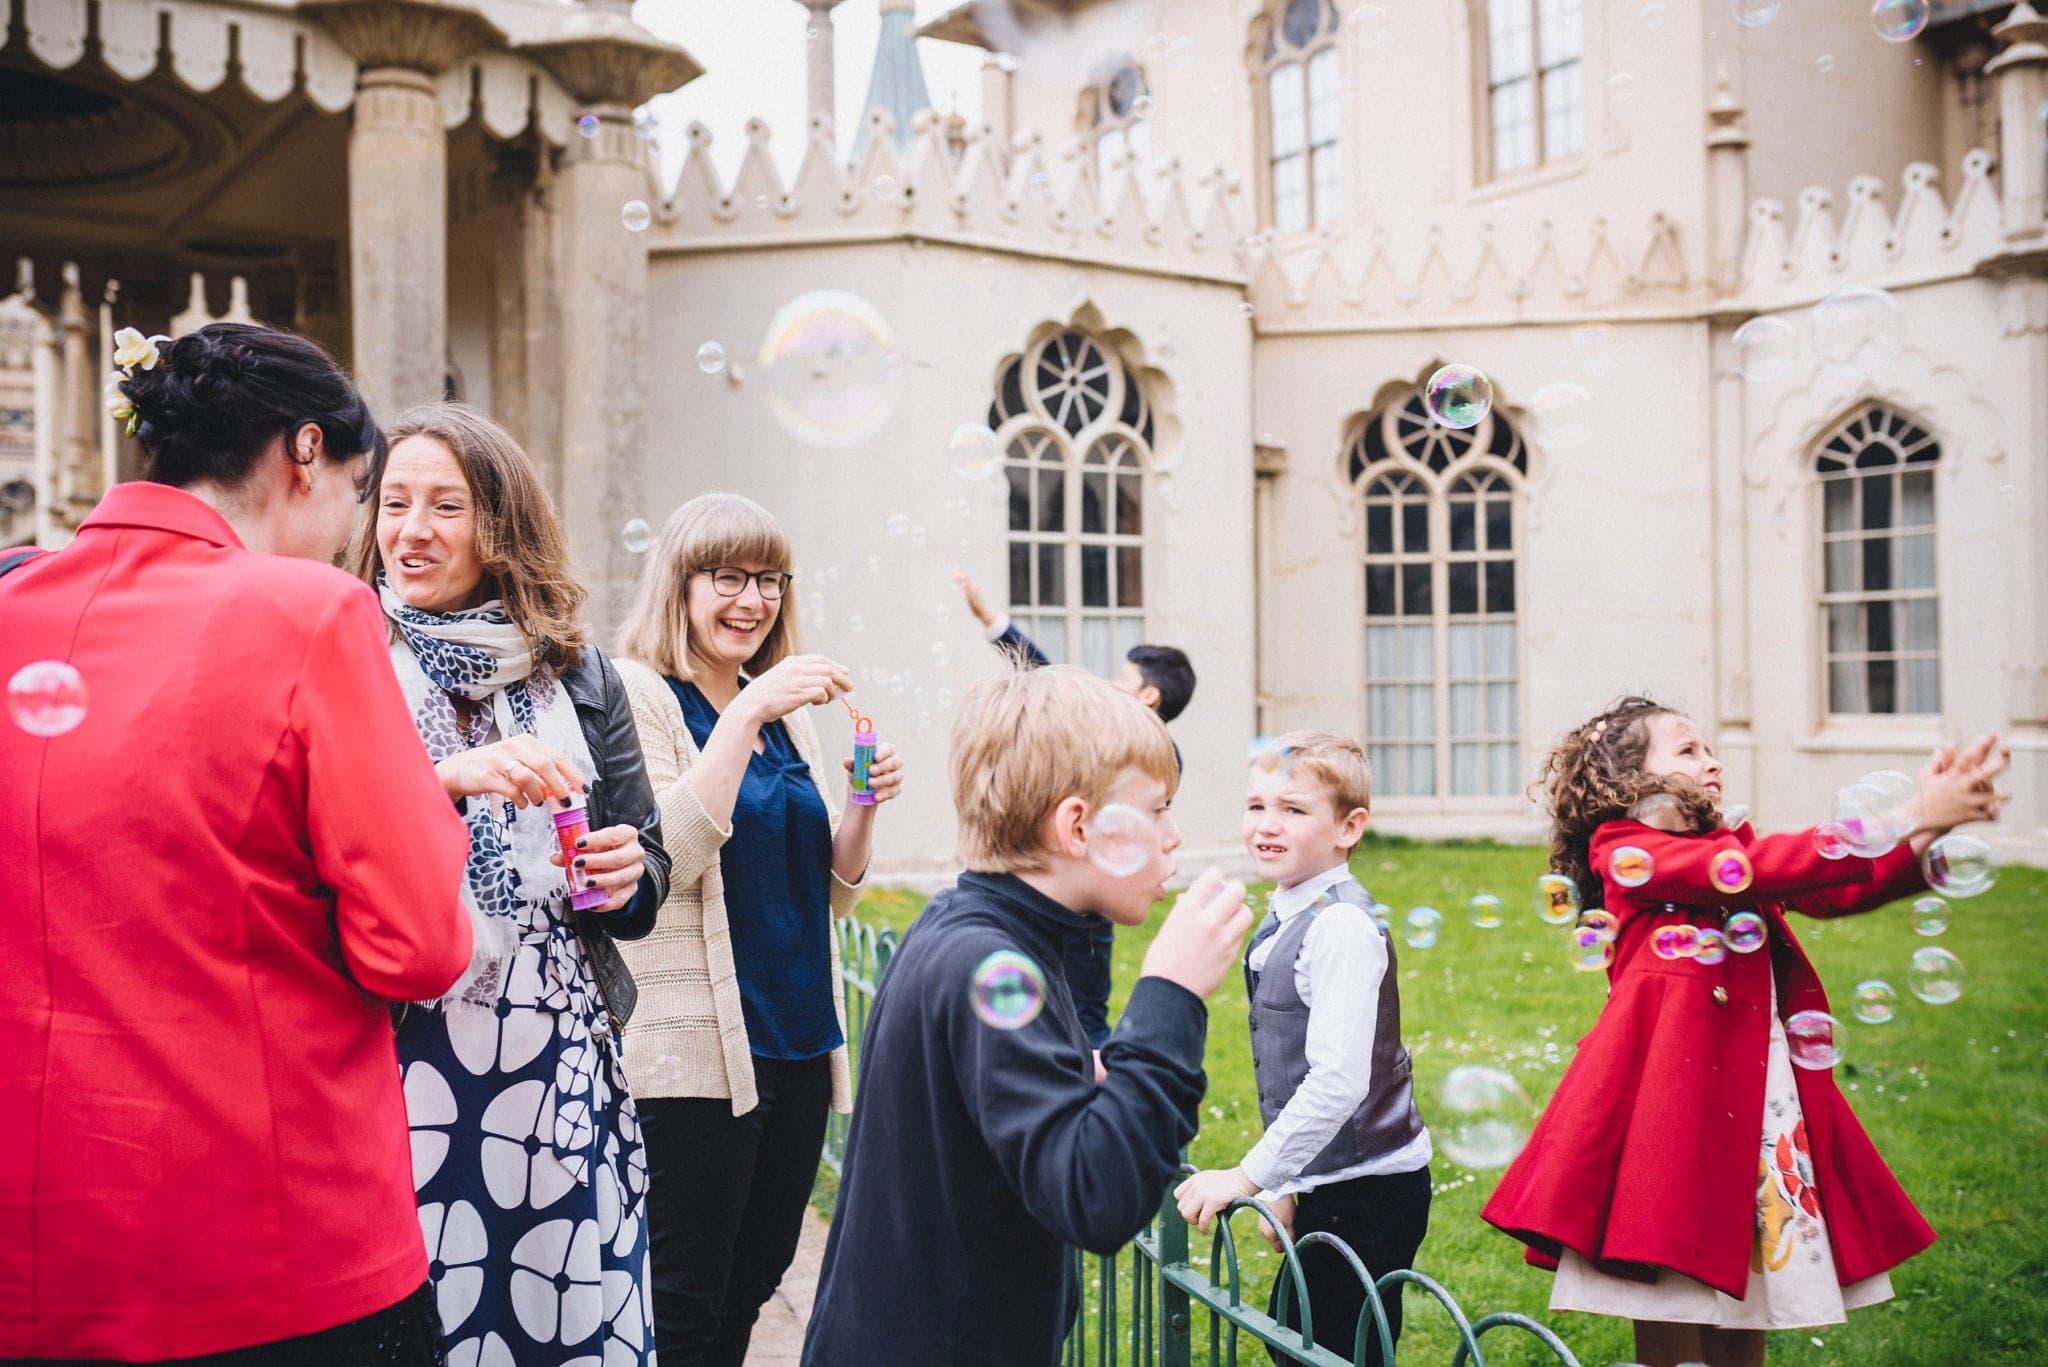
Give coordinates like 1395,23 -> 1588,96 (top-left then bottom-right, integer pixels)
1174,731 -> 1433,1366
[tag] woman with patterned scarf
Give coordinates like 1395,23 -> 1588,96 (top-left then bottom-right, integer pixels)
348,402 -> 672,1367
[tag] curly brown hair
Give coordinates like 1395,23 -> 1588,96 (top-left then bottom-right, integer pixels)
1533,695 -> 1721,906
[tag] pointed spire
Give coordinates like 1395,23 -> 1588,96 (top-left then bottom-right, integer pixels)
852,0 -> 932,166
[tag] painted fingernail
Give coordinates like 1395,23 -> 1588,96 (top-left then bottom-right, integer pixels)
573,857 -> 586,868
584,877 -> 597,889
576,837 -> 588,849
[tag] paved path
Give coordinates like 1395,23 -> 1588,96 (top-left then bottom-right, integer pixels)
743,1209 -> 829,1364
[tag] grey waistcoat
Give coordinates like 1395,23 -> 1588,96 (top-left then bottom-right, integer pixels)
1244,876 -> 1424,1180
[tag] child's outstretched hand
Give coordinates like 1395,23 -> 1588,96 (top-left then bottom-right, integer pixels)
1911,732 -> 2009,850
1140,868 -> 1252,1000
1174,1166 -> 1258,1234
951,570 -> 998,629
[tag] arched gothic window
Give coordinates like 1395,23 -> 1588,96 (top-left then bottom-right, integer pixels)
1817,404 -> 1940,716
1081,61 -> 1152,188
1480,0 -> 1583,178
988,331 -> 1153,675
1347,390 -> 1526,798
1251,0 -> 1342,235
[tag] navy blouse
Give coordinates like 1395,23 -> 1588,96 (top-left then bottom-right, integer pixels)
668,678 -> 843,1061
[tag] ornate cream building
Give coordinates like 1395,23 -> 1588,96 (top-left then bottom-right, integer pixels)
4,0 -> 2044,876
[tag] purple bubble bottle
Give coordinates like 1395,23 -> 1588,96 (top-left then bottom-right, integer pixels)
551,792 -> 612,910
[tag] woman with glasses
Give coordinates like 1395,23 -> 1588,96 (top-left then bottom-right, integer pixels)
612,493 -> 903,1366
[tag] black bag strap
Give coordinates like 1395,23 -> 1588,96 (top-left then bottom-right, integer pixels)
0,547 -> 46,579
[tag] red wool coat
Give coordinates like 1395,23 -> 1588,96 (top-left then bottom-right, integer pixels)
1481,818 -> 1937,1299
0,484 -> 473,1359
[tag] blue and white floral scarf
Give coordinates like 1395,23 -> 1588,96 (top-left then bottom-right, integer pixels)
381,578 -> 595,1011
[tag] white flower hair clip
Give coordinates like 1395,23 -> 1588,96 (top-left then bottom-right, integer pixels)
106,326 -> 170,437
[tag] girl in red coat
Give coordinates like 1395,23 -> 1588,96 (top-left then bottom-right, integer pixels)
1481,696 -> 2008,1367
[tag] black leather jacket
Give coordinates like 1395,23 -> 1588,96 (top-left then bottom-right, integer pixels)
560,644 -> 670,940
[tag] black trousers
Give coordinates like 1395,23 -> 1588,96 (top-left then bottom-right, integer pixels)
640,1053 -> 833,1367
7,1281 -> 444,1366
1268,1166 -> 1432,1367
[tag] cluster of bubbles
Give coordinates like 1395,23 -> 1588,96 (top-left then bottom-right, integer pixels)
1733,0 -> 1928,32
1423,364 -> 1493,430
8,660 -> 89,737
1086,802 -> 1158,878
1569,908 -> 1619,972
1735,287 -> 1904,384
971,949 -> 1047,1030
1812,768 -> 1919,859
1434,1065 -> 1538,1169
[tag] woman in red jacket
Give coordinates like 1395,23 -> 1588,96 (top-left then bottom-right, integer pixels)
0,323 -> 474,1363
1481,696 -> 2007,1367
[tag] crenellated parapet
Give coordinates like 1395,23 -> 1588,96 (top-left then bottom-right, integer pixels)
650,109 -> 1249,282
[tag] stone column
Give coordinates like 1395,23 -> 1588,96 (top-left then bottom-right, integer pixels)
1987,2 -> 2048,241
304,0 -> 503,418
522,6 -> 699,628
800,0 -> 846,127
1704,73 -> 1750,297
1702,75 -> 1754,782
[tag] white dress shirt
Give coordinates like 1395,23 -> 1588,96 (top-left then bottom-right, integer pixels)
1241,864 -> 1433,1196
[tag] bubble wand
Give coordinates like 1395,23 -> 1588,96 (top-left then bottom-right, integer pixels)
839,692 -> 878,807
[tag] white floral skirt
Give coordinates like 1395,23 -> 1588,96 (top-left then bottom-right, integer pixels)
1550,983 -> 1893,1329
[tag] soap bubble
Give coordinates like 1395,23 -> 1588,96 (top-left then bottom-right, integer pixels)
1027,170 -> 1054,199
1812,286 -> 1904,376
1529,382 -> 1595,450
756,290 -> 902,448
1609,846 -> 1654,888
1707,848 -> 1754,894
1852,979 -> 1899,1024
1607,72 -> 1638,101
1642,0 -> 1667,22
1576,909 -> 1620,942
1403,906 -> 1443,949
1910,895 -> 1949,936
1652,924 -> 1699,960
1732,317 -> 1800,382
1812,822 -> 1852,860
695,341 -> 727,375
1871,0 -> 1929,41
1425,364 -> 1492,429
1534,873 -> 1580,925
1352,4 -> 1390,41
1086,802 -> 1157,878
1732,0 -> 1781,26
1724,911 -> 1768,953
1907,946 -> 1965,1004
7,660 -> 88,737
1817,53 -> 1836,73
1248,735 -> 1290,774
1367,900 -> 1393,931
947,424 -> 1002,482
885,513 -> 913,538
577,113 -> 601,139
1469,893 -> 1504,929
620,200 -> 652,232
634,108 -> 660,141
971,950 -> 1046,1029
1691,927 -> 1728,965
1785,1010 -> 1843,1069
620,519 -> 653,554
1436,1065 -> 1537,1169
1569,937 -> 1614,972
650,1053 -> 687,1087
1856,769 -> 1920,837
1828,780 -> 1903,859
1922,834 -> 1994,898
1167,35 -> 1198,68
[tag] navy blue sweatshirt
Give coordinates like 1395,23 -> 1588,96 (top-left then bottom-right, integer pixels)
800,872 -> 1208,1366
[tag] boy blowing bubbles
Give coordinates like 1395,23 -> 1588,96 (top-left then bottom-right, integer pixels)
1175,732 -> 1433,1367
801,667 -> 1251,1367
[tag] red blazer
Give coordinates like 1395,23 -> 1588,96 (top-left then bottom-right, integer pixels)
0,483 -> 473,1359
1481,818 -> 1936,1299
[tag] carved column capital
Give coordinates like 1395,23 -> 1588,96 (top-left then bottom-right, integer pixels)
301,0 -> 505,73
518,9 -> 701,107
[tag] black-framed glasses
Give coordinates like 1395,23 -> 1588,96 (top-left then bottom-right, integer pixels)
698,566 -> 791,600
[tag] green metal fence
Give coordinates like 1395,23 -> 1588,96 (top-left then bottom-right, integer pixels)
826,914 -> 1583,1365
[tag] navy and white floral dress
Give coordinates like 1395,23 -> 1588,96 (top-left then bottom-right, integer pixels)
384,590 -> 655,1367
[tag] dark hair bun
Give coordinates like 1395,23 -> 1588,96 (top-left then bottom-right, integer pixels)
122,322 -> 383,488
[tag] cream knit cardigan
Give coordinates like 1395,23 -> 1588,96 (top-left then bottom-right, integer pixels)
614,658 -> 862,1116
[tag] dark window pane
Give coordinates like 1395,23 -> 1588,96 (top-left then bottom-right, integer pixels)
1008,464 -> 1031,532
1449,501 -> 1476,552
1864,600 -> 1896,653
1009,542 -> 1030,606
1036,467 -> 1064,533
1081,471 -> 1107,535
1900,470 -> 1934,527
1037,543 -> 1065,605
1401,563 -> 1432,615
1860,472 -> 1892,530
1867,658 -> 1898,713
1449,561 -> 1479,614
1118,369 -> 1144,428
1822,478 -> 1854,532
1116,474 -> 1141,535
1117,546 -> 1143,607
1366,503 -> 1393,555
1486,496 -> 1512,550
1366,564 -> 1395,616
1485,558 -> 1516,612
1402,499 -> 1428,552
1862,534 -> 1892,592
1081,545 -> 1109,606
997,360 -> 1025,420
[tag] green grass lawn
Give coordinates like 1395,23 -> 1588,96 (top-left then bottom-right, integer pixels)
838,836 -> 2048,1365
